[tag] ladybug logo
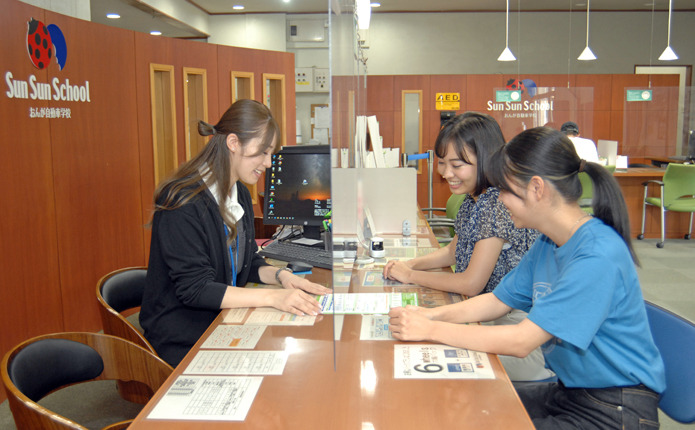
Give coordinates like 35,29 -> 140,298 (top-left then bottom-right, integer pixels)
505,78 -> 538,98
26,18 -> 67,70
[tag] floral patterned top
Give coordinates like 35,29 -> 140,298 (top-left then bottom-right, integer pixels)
454,187 -> 539,295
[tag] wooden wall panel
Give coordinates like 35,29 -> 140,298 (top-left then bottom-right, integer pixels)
45,12 -> 145,332
0,1 -> 64,376
134,33 -> 221,253
355,73 -> 681,210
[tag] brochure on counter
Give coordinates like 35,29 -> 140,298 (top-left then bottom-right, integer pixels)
318,292 -> 418,314
394,344 -> 495,380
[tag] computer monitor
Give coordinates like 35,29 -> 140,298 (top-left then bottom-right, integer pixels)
263,144 -> 331,240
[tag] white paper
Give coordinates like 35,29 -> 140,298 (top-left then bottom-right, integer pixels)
367,116 -> 385,168
394,344 -> 495,379
313,127 -> 329,146
318,293 -> 418,314
222,308 -> 249,323
314,106 -> 331,128
184,350 -> 288,375
200,325 -> 265,349
360,315 -> 394,340
147,375 -> 262,421
244,308 -> 316,326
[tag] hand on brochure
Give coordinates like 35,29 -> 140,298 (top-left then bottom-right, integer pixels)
388,305 -> 435,341
270,289 -> 323,317
382,260 -> 414,284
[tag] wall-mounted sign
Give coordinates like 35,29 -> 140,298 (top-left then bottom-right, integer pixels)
435,93 -> 460,111
626,89 -> 652,102
496,90 -> 521,102
4,17 -> 91,119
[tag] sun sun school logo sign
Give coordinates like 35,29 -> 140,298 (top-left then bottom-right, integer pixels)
486,79 -> 553,117
5,18 -> 91,115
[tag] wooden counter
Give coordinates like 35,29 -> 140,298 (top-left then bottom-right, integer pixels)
128,223 -> 534,429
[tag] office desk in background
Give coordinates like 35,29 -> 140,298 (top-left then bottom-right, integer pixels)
128,219 -> 534,429
613,167 -> 693,239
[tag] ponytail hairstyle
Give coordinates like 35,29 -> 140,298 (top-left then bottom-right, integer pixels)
153,99 -> 279,243
434,112 -> 506,197
488,127 -> 638,264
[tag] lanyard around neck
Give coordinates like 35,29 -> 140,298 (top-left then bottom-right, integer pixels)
223,225 -> 239,287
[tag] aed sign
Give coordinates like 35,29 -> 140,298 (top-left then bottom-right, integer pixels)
496,90 -> 521,102
626,89 -> 652,102
435,93 -> 460,111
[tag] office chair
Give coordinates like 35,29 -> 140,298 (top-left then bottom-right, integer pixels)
578,165 -> 616,214
644,301 -> 695,423
1,332 -> 173,430
426,193 -> 466,244
96,266 -> 157,403
637,163 -> 695,248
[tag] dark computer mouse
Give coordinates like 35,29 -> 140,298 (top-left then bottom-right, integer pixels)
287,261 -> 313,273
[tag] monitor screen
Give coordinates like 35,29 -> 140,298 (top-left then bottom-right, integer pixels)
263,145 -> 331,239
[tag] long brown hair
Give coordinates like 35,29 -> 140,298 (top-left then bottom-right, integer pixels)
153,99 -> 279,242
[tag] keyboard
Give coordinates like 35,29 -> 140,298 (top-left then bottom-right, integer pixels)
258,240 -> 333,270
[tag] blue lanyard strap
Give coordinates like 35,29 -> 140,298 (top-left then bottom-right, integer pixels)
223,225 -> 239,287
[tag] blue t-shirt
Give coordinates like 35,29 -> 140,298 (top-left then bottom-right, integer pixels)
493,218 -> 666,393
454,188 -> 539,294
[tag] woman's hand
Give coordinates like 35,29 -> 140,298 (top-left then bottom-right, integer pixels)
270,289 -> 322,316
280,272 -> 331,295
382,260 -> 414,283
388,305 -> 435,341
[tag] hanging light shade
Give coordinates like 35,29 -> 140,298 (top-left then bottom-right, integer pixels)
498,0 -> 516,61
577,0 -> 596,61
659,0 -> 678,60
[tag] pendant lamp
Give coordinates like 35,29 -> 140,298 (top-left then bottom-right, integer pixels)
577,0 -> 596,60
659,0 -> 678,60
498,0 -> 516,61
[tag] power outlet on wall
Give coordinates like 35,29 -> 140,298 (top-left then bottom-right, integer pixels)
313,68 -> 329,92
295,67 -> 314,92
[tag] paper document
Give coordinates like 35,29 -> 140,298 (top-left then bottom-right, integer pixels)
394,344 -> 495,379
360,315 -> 394,340
318,292 -> 418,314
148,375 -> 262,421
200,325 -> 265,349
244,308 -> 316,326
184,350 -> 288,375
222,308 -> 249,323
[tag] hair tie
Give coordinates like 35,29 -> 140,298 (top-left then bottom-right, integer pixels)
578,159 -> 586,173
211,125 -> 218,135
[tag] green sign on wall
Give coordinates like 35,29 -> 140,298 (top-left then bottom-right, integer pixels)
626,89 -> 652,102
496,90 -> 521,102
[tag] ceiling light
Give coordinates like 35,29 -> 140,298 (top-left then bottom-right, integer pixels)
106,13 -> 120,19
357,0 -> 371,30
233,5 -> 245,10
577,0 -> 596,60
370,2 -> 381,7
497,0 -> 516,61
659,0 -> 678,61
150,31 -> 162,36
